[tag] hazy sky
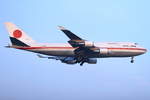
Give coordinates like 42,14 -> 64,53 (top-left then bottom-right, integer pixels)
0,0 -> 150,100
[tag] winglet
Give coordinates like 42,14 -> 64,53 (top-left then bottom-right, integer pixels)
58,26 -> 83,40
58,26 -> 66,30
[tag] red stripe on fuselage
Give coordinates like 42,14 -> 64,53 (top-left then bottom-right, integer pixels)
15,46 -> 147,51
107,48 -> 147,51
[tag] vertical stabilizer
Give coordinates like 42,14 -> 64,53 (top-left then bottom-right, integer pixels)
5,22 -> 36,46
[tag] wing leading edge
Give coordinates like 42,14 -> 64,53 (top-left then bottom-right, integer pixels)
58,26 -> 86,48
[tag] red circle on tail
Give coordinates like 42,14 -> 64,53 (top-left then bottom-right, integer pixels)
13,30 -> 22,38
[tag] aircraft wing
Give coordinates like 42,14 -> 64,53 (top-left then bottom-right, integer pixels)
58,26 -> 87,48
59,26 -> 99,65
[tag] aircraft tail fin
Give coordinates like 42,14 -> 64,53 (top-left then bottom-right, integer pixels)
5,22 -> 36,47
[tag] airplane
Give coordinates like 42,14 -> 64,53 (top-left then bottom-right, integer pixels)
5,22 -> 147,66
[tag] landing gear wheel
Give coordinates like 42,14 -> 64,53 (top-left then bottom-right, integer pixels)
131,60 -> 134,63
130,57 -> 134,63
80,61 -> 85,66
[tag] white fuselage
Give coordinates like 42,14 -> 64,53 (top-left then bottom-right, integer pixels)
16,42 -> 147,58
5,22 -> 147,65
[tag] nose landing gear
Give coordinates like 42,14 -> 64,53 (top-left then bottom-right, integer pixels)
131,57 -> 134,63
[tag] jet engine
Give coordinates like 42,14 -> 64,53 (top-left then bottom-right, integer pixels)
77,41 -> 94,47
90,48 -> 108,55
99,48 -> 108,55
68,40 -> 94,47
84,41 -> 94,47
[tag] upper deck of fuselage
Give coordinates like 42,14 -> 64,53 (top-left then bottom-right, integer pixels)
94,42 -> 140,48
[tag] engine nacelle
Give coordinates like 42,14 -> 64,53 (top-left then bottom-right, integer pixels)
100,48 -> 108,55
68,40 -> 94,47
86,58 -> 97,64
84,41 -> 94,47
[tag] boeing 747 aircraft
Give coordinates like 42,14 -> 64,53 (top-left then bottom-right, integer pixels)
5,22 -> 147,66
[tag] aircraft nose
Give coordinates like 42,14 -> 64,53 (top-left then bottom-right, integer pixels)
141,48 -> 147,54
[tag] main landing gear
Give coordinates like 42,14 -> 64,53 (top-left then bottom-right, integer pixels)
77,56 -> 86,66
75,55 -> 87,66
130,57 -> 134,63
80,61 -> 85,66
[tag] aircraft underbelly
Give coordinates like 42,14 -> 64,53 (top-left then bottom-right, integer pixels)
106,49 -> 143,57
